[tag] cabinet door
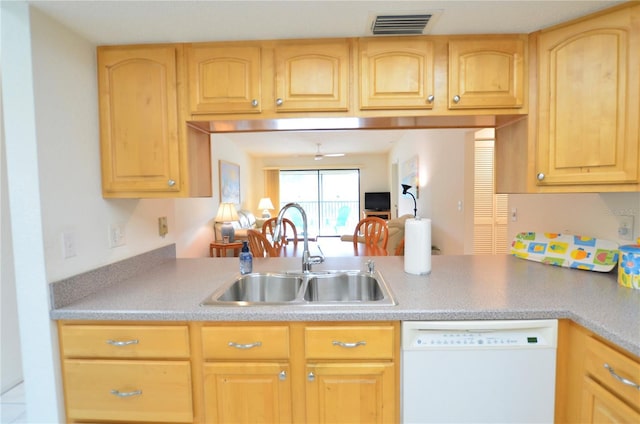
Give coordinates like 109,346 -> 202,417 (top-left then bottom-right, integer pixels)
98,45 -> 182,195
359,37 -> 435,110
536,7 -> 640,185
274,40 -> 350,112
305,362 -> 395,423
448,37 -> 526,109
187,44 -> 262,114
581,376 -> 640,423
203,362 -> 292,423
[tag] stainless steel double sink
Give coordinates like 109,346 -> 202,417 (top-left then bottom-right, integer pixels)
201,269 -> 396,306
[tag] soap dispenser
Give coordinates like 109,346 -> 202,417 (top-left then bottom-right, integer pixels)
239,241 -> 253,275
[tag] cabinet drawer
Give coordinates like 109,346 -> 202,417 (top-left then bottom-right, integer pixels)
202,326 -> 290,360
60,325 -> 190,359
63,359 -> 193,422
584,336 -> 640,408
305,325 -> 395,359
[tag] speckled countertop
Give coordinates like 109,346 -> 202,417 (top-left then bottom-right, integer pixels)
50,253 -> 640,356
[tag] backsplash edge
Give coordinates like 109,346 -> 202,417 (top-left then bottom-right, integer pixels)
49,244 -> 176,310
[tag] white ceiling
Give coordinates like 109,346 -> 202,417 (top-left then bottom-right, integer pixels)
27,0 -> 624,158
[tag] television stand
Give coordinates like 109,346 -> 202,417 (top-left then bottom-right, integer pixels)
363,210 -> 391,220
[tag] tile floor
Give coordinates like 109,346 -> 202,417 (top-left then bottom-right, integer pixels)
0,383 -> 27,424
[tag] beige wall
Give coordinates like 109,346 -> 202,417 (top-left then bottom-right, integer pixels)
252,153 -> 389,215
509,192 -> 640,244
390,129 -> 471,255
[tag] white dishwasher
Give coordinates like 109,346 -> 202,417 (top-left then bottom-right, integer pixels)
402,320 -> 557,424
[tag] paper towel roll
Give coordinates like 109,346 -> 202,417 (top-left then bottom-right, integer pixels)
404,218 -> 432,275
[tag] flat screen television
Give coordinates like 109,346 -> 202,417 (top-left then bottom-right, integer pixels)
364,192 -> 391,211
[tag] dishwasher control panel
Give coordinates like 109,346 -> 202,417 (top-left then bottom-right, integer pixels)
409,331 -> 547,348
402,320 -> 558,350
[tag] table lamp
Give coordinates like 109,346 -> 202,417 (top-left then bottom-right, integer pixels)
215,203 -> 239,242
401,184 -> 417,217
258,197 -> 275,218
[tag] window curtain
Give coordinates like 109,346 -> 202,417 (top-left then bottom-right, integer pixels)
264,169 -> 280,216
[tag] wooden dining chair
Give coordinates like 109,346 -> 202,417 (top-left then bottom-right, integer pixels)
247,229 -> 279,257
353,217 -> 389,251
262,217 -> 298,249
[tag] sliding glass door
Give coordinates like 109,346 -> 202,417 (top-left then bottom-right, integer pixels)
280,169 -> 359,237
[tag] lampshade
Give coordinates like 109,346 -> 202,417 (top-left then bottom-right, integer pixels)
215,203 -> 239,222
258,197 -> 275,218
215,203 -> 239,242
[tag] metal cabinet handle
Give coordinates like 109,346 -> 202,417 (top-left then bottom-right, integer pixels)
167,179 -> 176,187
276,98 -> 283,106
332,340 -> 366,348
228,341 -> 262,349
307,372 -> 315,382
106,339 -> 139,347
427,95 -> 434,103
110,389 -> 142,398
536,173 -> 545,181
453,95 -> 461,103
279,370 -> 287,381
251,99 -> 259,107
604,363 -> 640,390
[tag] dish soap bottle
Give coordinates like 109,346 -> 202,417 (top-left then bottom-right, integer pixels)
239,241 -> 253,275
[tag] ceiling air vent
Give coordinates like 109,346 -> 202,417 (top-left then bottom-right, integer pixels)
371,14 -> 433,35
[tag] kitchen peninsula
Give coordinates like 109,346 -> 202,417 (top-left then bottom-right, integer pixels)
50,247 -> 639,353
51,247 -> 639,423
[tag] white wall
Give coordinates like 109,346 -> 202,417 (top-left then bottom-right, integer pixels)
0,63 -> 23,394
27,8 -> 177,281
2,3 -> 63,420
509,192 -> 640,245
390,129 -> 470,254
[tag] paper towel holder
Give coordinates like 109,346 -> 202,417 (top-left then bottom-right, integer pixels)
401,184 -> 417,217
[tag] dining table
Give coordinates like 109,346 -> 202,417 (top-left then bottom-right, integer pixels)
276,238 -> 388,257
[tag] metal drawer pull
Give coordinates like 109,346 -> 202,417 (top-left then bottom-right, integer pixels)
279,370 -> 287,381
228,341 -> 262,349
110,389 -> 142,398
332,340 -> 366,348
604,363 -> 640,390
307,372 -> 315,382
106,339 -> 139,347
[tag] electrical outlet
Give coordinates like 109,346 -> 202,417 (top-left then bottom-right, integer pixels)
618,216 -> 634,241
62,231 -> 77,259
158,216 -> 168,237
108,223 -> 126,248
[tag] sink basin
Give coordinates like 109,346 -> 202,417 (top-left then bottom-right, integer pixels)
303,272 -> 385,302
202,273 -> 303,304
201,270 -> 396,306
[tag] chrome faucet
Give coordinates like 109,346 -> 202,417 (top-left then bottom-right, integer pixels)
274,202 -> 324,272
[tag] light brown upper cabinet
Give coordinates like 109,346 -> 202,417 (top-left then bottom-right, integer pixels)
358,37 -> 435,110
448,36 -> 526,109
187,44 -> 262,115
98,45 -> 211,198
273,40 -> 351,112
536,5 -> 640,187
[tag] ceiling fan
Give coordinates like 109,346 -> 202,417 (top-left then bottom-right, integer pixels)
314,143 -> 345,160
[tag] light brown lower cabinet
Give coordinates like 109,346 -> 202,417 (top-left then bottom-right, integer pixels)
60,319 -> 640,423
58,322 -> 194,423
555,320 -> 640,424
58,321 -> 399,423
203,362 -> 292,423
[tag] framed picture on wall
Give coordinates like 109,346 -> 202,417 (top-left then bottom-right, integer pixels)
402,155 -> 419,198
219,160 -> 240,204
